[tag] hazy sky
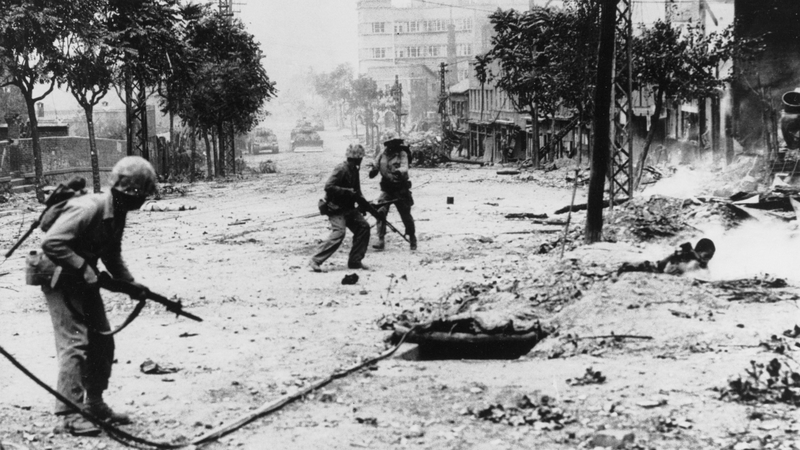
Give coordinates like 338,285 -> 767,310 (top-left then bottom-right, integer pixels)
237,0 -> 360,87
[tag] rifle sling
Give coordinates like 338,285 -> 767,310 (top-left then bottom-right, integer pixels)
63,296 -> 147,337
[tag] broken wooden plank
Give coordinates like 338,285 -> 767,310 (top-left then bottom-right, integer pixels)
554,198 -> 628,215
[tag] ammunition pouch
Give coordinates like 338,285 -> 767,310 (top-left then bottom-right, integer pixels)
25,250 -> 56,286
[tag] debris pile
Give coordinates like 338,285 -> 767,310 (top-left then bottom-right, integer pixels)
720,358 -> 800,406
604,195 -> 691,242
696,276 -> 799,303
515,158 -> 590,189
259,160 -> 277,174
566,367 -> 606,386
406,131 -> 448,167
470,394 -> 574,429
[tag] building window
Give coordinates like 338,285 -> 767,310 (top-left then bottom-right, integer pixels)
395,47 -> 406,58
457,43 -> 472,56
371,22 -> 386,34
424,19 -> 445,32
371,48 -> 388,59
408,21 -> 420,33
407,46 -> 421,58
427,46 -> 441,57
394,22 -> 408,34
455,18 -> 473,31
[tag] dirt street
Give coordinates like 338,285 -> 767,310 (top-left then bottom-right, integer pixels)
1,127 -> 799,450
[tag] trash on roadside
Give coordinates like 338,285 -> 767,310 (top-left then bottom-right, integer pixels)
140,359 -> 180,375
471,393 -> 574,429
140,201 -> 197,212
342,274 -> 359,285
566,367 -> 606,386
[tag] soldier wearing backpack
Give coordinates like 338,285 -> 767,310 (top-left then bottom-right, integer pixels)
367,135 -> 417,251
34,156 -> 156,436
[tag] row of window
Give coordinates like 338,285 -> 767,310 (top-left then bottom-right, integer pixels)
369,18 -> 473,34
468,88 -> 514,113
369,44 -> 472,60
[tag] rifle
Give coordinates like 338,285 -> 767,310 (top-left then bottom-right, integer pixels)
97,272 -> 203,323
355,196 -> 411,244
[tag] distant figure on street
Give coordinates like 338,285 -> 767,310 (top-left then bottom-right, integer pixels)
309,144 -> 370,272
37,156 -> 156,436
367,134 -> 417,251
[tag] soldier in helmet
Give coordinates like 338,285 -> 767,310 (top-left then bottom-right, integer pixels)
367,134 -> 417,250
39,156 -> 156,436
309,144 -> 371,272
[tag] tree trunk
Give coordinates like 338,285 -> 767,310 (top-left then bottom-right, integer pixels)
203,129 -> 213,180
585,0 -> 618,244
138,76 -> 149,161
21,90 -> 45,203
83,104 -> 101,193
216,122 -> 226,177
125,70 -> 134,156
189,126 -> 196,183
531,103 -> 539,168
211,127 -> 220,177
167,109 -> 174,177
634,87 -> 664,190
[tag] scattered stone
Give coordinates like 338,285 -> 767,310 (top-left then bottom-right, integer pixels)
588,429 -> 635,448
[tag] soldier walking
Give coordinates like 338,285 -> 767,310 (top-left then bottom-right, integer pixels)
309,144 -> 371,272
36,156 -> 156,436
368,135 -> 417,250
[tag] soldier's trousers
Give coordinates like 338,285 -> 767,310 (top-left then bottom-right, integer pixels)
43,283 -> 114,415
312,209 -> 370,265
376,190 -> 415,240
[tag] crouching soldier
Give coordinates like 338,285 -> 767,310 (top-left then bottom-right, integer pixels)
618,238 -> 716,276
367,135 -> 417,251
309,144 -> 371,272
37,156 -> 156,436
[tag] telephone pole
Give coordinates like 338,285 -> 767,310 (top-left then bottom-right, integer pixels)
391,75 -> 403,135
439,62 -> 449,153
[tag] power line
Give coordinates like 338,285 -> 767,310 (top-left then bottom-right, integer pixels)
409,0 -> 496,13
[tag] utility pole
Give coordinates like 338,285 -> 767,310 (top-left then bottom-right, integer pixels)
585,0 -> 618,244
439,62 -> 449,153
391,75 -> 403,135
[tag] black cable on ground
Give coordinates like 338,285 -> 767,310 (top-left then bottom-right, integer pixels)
0,327 -> 416,449
0,344 -> 184,449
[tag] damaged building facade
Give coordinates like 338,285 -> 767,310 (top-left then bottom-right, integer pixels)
448,0 -> 738,167
357,0 -> 528,127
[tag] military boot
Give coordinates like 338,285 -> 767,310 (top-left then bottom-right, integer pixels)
372,239 -> 385,250
409,235 -> 417,251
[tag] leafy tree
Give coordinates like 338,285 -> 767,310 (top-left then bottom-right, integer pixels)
314,63 -> 354,129
0,84 -> 25,123
631,19 -> 733,187
476,1 -> 599,163
0,0 -> 75,201
349,75 -> 383,148
55,0 -> 117,192
107,0 -> 183,159
168,8 -> 276,178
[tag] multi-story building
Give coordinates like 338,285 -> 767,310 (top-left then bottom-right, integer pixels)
357,0 -> 528,126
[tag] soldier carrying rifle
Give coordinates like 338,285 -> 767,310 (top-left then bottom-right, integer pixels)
32,156 -> 156,436
367,134 -> 417,251
309,144 -> 371,272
